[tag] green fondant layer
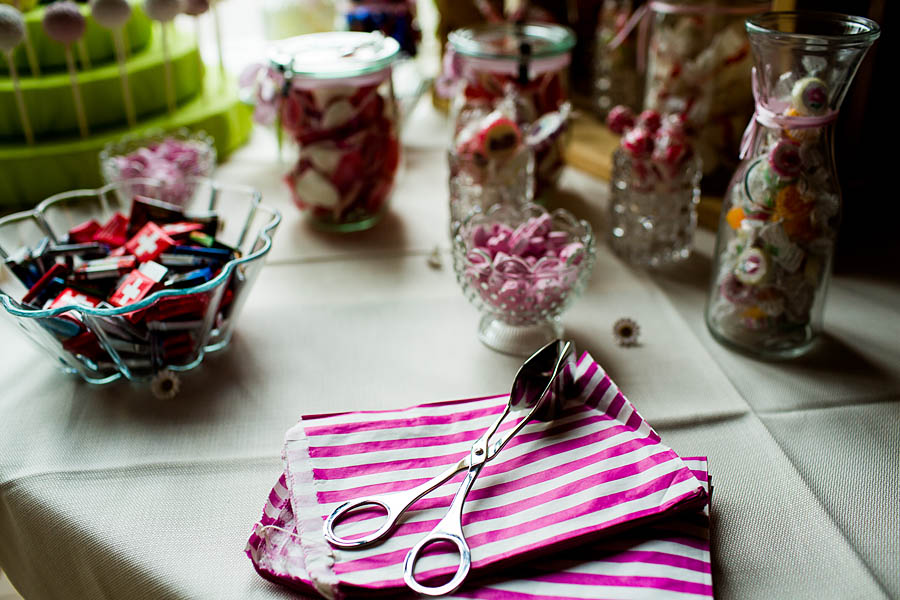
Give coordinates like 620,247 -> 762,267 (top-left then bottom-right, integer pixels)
1,1 -> 152,74
0,72 -> 253,208
1,30 -> 203,140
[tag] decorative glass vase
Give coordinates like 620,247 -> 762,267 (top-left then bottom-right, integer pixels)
705,11 -> 880,358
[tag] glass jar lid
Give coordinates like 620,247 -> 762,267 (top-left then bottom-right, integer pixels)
448,22 -> 575,60
268,31 -> 400,79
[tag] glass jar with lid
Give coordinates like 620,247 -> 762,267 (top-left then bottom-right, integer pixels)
446,22 -> 575,195
267,31 -> 401,232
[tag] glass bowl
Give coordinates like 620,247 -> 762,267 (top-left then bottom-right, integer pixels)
99,129 -> 217,207
0,179 -> 280,385
451,203 -> 595,356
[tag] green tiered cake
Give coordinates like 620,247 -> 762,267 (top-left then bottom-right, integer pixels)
0,0 -> 252,208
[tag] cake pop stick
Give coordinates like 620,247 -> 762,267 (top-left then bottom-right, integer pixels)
11,0 -> 39,76
0,4 -> 33,144
182,0 -> 208,79
43,1 -> 89,138
76,37 -> 91,69
91,0 -> 135,127
144,0 -> 181,114
210,0 -> 224,80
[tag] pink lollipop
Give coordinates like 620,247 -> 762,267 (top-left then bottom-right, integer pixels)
43,1 -> 89,137
144,0 -> 182,113
91,0 -> 136,126
0,4 -> 33,143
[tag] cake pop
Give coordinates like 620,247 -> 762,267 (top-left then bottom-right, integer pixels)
8,0 -> 39,76
144,0 -> 182,113
91,0 -> 136,127
43,1 -> 89,137
182,0 -> 209,16
0,4 -> 33,143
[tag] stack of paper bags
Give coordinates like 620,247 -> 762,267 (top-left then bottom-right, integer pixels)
247,352 -> 714,599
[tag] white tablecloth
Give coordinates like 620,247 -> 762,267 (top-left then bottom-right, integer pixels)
1,102 -> 898,600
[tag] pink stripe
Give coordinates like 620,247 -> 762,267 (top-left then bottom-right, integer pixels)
300,393 -> 508,422
311,411 -> 614,479
531,571 -> 713,596
453,588 -> 584,600
625,410 -> 643,431
303,403 -> 507,437
604,391 -> 626,417
334,469 -> 700,576
591,549 -> 711,573
307,418 -> 518,458
575,362 -> 600,395
314,425 -> 654,504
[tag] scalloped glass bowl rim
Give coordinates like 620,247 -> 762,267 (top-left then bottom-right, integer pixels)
0,178 -> 281,320
452,203 -> 595,279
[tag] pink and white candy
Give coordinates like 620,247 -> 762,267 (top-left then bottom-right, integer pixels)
768,139 -> 802,179
791,77 -> 828,116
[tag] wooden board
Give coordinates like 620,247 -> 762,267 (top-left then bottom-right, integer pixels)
564,111 -> 723,230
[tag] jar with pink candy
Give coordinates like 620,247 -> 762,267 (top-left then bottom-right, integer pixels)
443,23 -> 575,195
264,32 -> 401,232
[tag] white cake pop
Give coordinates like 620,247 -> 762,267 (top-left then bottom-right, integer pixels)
144,0 -> 182,22
183,0 -> 209,16
90,0 -> 132,28
43,1 -> 86,45
0,4 -> 25,52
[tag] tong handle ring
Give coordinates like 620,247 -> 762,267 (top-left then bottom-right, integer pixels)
402,529 -> 471,597
323,496 -> 404,549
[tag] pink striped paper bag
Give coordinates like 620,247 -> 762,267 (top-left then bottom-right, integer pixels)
247,459 -> 712,599
247,352 -> 709,598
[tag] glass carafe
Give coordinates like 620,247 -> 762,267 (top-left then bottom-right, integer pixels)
705,11 -> 880,358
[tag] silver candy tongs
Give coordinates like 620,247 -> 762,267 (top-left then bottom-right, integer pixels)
323,339 -> 577,596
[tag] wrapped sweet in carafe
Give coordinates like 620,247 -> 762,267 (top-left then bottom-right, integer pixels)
705,11 -> 880,358
267,32 -> 401,232
445,23 -> 575,195
642,0 -> 768,191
